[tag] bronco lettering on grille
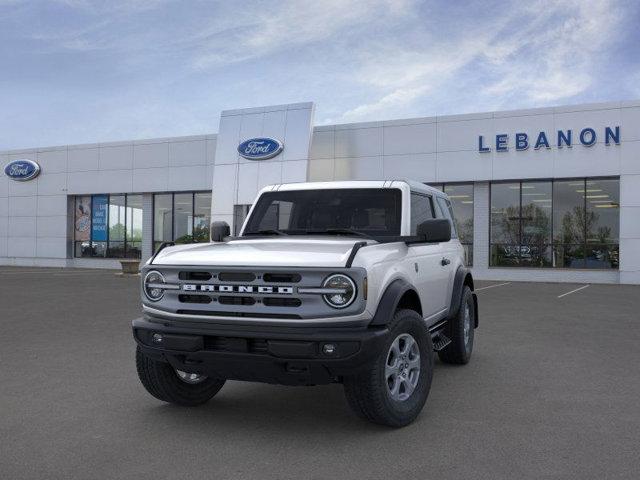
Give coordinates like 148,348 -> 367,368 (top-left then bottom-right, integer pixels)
182,284 -> 294,294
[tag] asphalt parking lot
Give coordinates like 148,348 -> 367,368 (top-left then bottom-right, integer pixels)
1,268 -> 639,480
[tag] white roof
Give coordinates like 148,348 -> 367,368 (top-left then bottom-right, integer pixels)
264,180 -> 445,197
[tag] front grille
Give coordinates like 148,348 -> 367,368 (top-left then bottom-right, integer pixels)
219,296 -> 256,306
263,297 -> 302,307
219,272 -> 256,282
263,273 -> 301,283
179,294 -> 212,304
150,266 -> 366,321
179,271 -> 212,281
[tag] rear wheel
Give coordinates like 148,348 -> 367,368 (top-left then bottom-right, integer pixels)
438,286 -> 475,365
136,347 -> 226,406
344,309 -> 433,427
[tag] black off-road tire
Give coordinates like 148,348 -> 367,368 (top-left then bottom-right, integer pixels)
438,286 -> 475,365
343,309 -> 434,427
136,347 -> 226,406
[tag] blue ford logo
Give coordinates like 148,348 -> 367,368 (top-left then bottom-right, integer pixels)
237,137 -> 283,160
4,159 -> 41,181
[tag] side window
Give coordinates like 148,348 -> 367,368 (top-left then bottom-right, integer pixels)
436,197 -> 458,239
410,193 -> 434,234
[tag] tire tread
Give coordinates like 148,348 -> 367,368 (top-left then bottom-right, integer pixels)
344,309 -> 433,427
135,347 -> 225,406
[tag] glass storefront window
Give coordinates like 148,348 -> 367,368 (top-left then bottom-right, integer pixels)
73,193 -> 143,259
152,191 -> 212,251
173,193 -> 193,244
490,182 -> 520,267
74,196 -> 92,257
108,195 -> 126,257
193,192 -> 211,242
126,195 -> 143,258
153,194 -> 172,252
586,178 -> 619,268
491,178 -> 619,269
553,180 -> 586,267
520,181 -> 552,267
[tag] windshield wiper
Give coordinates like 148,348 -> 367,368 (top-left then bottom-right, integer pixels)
306,228 -> 373,239
244,229 -> 288,236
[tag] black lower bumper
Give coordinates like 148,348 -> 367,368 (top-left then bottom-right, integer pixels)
132,317 -> 389,386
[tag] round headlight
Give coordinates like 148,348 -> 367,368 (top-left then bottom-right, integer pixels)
322,274 -> 356,308
144,270 -> 166,302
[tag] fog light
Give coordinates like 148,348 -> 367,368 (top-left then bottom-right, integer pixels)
322,343 -> 336,355
152,333 -> 163,344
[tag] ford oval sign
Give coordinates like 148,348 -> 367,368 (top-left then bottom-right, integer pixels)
4,159 -> 41,181
237,138 -> 283,160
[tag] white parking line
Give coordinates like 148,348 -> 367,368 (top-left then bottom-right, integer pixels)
475,282 -> 511,291
557,284 -> 590,298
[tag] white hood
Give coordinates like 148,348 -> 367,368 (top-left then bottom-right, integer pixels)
152,237 -> 373,268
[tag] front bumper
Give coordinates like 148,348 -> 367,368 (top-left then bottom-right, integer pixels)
132,317 -> 389,386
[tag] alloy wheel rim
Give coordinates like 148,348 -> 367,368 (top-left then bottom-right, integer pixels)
385,333 -> 420,402
175,369 -> 208,384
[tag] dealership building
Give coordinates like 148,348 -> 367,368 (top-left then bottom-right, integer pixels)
1,100 -> 639,284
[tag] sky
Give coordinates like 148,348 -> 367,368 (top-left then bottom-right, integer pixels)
1,0 -> 639,150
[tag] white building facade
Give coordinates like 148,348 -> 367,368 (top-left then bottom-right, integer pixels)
1,100 -> 639,284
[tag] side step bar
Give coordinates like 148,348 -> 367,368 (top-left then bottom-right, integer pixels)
431,333 -> 451,352
429,319 -> 451,352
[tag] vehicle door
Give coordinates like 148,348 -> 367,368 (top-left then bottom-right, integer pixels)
435,196 -> 460,304
406,192 -> 450,319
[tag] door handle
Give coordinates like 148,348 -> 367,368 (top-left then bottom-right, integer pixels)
441,257 -> 451,266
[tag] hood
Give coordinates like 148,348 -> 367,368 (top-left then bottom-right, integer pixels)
151,237 -> 373,268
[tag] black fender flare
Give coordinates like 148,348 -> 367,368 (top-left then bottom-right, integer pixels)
448,266 -> 478,328
370,278 -> 420,326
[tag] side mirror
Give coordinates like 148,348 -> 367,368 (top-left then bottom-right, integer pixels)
416,219 -> 451,243
210,221 -> 230,242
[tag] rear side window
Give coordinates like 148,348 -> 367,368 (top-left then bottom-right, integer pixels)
436,197 -> 458,239
410,193 -> 434,234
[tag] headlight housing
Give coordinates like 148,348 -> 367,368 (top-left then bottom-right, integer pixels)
322,274 -> 356,308
143,270 -> 166,302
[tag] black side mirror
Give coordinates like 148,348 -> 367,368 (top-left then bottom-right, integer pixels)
210,221 -> 230,242
416,219 -> 451,243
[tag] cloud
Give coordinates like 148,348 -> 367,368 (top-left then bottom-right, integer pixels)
481,0 -> 622,104
0,0 -> 635,149
190,0 -> 415,69
334,0 -> 627,122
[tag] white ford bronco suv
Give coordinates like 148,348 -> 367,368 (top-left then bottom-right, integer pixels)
133,180 -> 478,427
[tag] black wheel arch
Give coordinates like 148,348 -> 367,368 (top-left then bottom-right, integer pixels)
448,266 -> 478,328
370,278 -> 423,326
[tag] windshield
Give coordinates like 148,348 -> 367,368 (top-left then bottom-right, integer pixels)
243,188 -> 402,238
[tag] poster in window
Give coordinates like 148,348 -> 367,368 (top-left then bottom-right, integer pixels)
74,196 -> 91,241
92,195 -> 108,242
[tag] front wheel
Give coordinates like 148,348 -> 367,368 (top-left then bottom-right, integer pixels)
136,347 -> 226,406
344,309 -> 434,427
